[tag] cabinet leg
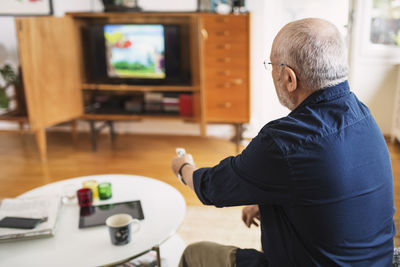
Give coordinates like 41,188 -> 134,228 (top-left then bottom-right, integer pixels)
89,121 -> 97,151
18,122 -> 24,131
234,123 -> 243,154
71,120 -> 78,144
200,121 -> 207,137
35,128 -> 47,162
108,121 -> 116,143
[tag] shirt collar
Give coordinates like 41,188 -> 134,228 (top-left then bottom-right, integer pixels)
290,80 -> 350,114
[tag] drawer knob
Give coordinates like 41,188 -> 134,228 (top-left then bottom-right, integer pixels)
217,82 -> 231,88
218,70 -> 231,76
217,30 -> 230,36
201,28 -> 208,40
218,57 -> 231,63
224,102 -> 232,108
233,78 -> 243,85
217,44 -> 231,50
216,17 -> 229,23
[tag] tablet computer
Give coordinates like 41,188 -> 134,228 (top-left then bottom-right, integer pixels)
79,200 -> 144,229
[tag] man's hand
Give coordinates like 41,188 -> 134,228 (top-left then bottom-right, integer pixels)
171,154 -> 194,177
242,205 -> 260,228
171,154 -> 195,177
171,154 -> 196,190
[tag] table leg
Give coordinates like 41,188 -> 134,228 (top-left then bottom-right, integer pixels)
153,245 -> 162,267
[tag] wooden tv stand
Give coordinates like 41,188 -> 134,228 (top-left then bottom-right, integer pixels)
12,12 -> 250,160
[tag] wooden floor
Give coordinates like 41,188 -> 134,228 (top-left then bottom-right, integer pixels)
0,131 -> 399,223
0,131 -> 242,206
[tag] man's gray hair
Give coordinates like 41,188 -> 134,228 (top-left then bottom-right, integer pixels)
274,18 -> 348,90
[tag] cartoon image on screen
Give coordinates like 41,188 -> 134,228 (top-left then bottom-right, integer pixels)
104,24 -> 165,79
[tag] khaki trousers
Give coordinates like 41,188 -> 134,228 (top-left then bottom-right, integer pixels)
178,241 -> 238,267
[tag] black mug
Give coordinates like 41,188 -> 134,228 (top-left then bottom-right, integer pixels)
106,214 -> 140,246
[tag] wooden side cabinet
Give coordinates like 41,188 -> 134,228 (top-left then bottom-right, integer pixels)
200,14 -> 250,124
11,12 -> 250,160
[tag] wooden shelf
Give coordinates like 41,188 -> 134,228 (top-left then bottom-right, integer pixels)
82,83 -> 200,93
0,111 -> 28,122
81,113 -> 197,122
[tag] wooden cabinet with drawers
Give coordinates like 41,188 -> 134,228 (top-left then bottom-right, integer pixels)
200,14 -> 250,124
11,12 -> 250,160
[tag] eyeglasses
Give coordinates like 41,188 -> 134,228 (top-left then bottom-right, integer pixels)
263,60 -> 287,72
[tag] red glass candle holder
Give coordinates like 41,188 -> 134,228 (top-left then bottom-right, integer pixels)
77,188 -> 92,207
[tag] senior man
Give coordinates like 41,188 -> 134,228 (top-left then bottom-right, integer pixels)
172,18 -> 395,266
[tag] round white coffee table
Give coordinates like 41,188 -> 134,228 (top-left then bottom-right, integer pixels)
0,174 -> 186,267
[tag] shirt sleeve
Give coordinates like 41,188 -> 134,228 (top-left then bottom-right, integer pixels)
193,129 -> 293,207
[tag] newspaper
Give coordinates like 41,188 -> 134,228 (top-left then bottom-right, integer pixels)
0,195 -> 61,242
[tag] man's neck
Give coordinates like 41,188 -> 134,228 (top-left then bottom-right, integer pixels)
291,86 -> 316,110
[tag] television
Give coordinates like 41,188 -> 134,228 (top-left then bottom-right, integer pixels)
87,23 -> 191,85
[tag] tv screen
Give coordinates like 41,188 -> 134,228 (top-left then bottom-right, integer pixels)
104,24 -> 166,79
87,23 -> 190,85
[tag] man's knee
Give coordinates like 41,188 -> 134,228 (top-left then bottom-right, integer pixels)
179,241 -> 237,267
180,242 -> 208,267
183,241 -> 214,255
181,241 -> 213,264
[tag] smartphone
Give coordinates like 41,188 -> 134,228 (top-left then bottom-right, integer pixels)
0,217 -> 45,229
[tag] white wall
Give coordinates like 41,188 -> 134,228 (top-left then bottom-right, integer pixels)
251,0 -> 396,136
0,18 -> 19,65
348,0 -> 399,134
245,0 -> 350,137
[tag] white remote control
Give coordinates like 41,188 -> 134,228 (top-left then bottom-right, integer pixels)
176,148 -> 187,184
176,148 -> 186,157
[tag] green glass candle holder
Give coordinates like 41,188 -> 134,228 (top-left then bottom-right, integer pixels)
98,182 -> 112,200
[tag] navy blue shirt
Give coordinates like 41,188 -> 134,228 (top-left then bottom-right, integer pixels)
193,81 -> 396,266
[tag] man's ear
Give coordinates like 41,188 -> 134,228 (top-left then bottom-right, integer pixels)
284,66 -> 297,93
